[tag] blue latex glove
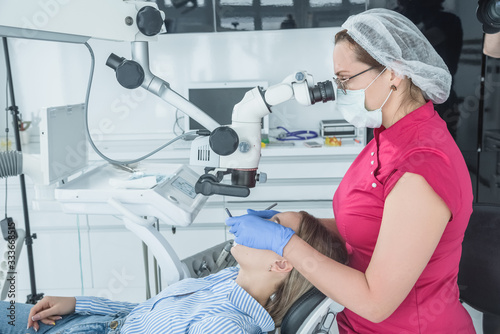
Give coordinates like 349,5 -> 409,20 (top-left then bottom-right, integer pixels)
226,214 -> 295,257
246,209 -> 280,219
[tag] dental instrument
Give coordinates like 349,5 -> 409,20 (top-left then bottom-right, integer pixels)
265,203 -> 278,211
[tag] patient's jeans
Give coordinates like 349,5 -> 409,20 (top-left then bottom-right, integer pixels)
0,301 -> 129,334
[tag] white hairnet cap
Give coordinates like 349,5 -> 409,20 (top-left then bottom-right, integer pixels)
341,8 -> 452,104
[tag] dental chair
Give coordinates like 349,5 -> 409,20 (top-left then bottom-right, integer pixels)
278,287 -> 343,334
458,203 -> 500,334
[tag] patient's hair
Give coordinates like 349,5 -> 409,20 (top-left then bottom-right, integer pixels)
265,211 -> 348,325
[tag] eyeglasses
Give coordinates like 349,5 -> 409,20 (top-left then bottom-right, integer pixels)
333,66 -> 375,95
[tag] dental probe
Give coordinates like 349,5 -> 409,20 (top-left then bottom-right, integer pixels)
216,207 -> 234,269
265,203 -> 278,210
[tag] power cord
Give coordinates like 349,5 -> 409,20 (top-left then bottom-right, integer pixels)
275,126 -> 318,141
173,109 -> 185,136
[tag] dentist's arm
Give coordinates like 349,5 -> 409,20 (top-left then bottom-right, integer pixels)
283,173 -> 450,322
227,173 -> 450,323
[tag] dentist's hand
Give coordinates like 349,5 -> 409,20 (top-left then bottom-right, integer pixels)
246,209 -> 280,219
226,214 -> 295,256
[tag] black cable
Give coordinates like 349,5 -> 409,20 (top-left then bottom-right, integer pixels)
173,109 -> 179,135
83,42 -> 198,167
476,35 -> 487,203
142,241 -> 151,300
4,75 -> 9,218
173,109 -> 185,136
2,36 -> 42,304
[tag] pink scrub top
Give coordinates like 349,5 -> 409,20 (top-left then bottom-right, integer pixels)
334,101 -> 475,333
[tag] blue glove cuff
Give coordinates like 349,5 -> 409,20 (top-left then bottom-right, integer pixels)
276,226 -> 295,257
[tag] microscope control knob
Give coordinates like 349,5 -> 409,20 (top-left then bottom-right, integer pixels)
295,72 -> 305,81
238,141 -> 251,153
257,172 -> 267,184
209,127 -> 239,156
136,6 -> 164,37
106,54 -> 145,89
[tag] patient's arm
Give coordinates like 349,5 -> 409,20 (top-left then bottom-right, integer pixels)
27,296 -> 76,331
74,296 -> 139,315
27,295 -> 140,332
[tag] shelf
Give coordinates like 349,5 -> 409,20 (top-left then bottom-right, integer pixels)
81,139 -> 364,162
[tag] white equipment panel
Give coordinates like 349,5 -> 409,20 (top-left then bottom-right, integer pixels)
39,103 -> 88,185
55,163 -> 207,227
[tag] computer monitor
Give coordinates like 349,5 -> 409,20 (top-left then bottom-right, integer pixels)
184,81 -> 269,133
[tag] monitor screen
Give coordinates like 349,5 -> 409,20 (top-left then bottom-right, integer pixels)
185,81 -> 268,132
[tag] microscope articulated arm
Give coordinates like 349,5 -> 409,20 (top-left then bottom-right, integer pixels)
0,0 -> 165,43
0,0 -> 221,132
106,42 -> 221,132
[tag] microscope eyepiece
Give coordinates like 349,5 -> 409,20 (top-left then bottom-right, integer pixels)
310,80 -> 335,104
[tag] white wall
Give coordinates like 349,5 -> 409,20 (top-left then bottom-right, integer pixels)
6,27 -> 342,143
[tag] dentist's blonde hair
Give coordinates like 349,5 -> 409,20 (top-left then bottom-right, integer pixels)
265,211 -> 348,326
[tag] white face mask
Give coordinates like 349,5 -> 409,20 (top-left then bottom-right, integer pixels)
335,68 -> 393,129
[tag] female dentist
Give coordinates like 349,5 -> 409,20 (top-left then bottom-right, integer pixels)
226,8 -> 475,334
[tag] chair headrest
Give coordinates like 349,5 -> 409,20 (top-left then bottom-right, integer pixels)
280,287 -> 326,334
458,203 -> 500,316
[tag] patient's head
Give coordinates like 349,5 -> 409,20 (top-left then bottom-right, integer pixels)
231,211 -> 348,325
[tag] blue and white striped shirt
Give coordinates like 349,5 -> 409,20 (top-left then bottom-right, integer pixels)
75,267 -> 275,333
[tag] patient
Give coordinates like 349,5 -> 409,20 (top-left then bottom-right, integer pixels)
0,211 -> 347,334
